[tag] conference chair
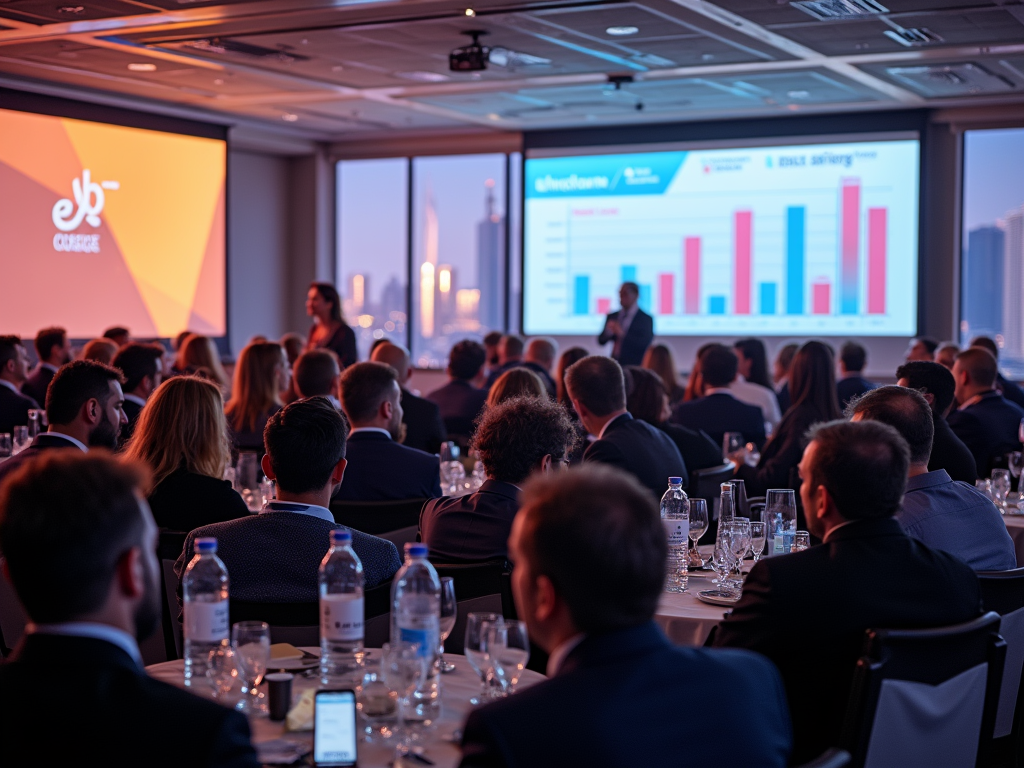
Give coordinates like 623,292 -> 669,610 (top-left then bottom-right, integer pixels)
840,612 -> 1005,768
157,530 -> 187,562
161,559 -> 183,659
330,498 -> 428,536
691,462 -> 735,541
978,567 -> 1024,767
431,560 -> 511,655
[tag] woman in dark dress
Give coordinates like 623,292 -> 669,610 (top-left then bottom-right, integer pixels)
122,376 -> 248,532
305,282 -> 358,370
224,341 -> 288,454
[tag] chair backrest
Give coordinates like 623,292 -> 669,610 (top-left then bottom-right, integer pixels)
692,462 -> 735,521
157,530 -> 187,562
978,567 -> 1024,756
380,525 -> 419,551
841,611 -> 1005,768
329,498 -> 428,535
160,558 -> 183,660
432,559 -> 513,655
0,559 -> 28,657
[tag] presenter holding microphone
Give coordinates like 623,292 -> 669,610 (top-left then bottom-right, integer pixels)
598,282 -> 654,366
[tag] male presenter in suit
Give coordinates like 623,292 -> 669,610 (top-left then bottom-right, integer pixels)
597,282 -> 654,367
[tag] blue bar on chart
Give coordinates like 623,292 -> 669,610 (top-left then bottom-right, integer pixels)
621,265 -> 637,283
639,284 -> 651,313
708,296 -> 726,315
760,283 -> 777,315
786,206 -> 805,315
573,275 -> 589,315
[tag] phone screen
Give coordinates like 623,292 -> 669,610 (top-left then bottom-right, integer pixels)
313,690 -> 358,767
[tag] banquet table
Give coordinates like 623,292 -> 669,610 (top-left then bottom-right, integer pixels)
1003,512 -> 1024,568
147,648 -> 543,767
655,569 -> 732,646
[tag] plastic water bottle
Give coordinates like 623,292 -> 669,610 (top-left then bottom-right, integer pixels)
182,537 -> 229,688
320,529 -> 365,686
660,477 -> 690,593
391,543 -> 441,725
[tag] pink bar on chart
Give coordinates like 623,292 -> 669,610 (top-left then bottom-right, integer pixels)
734,211 -> 752,315
840,178 -> 861,313
868,208 -> 887,314
812,281 -> 831,315
684,237 -> 701,314
596,297 -> 611,315
659,273 -> 674,314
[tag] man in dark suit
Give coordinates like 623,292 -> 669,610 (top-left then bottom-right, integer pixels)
293,348 -> 342,407
896,361 -> 977,483
565,355 -> 687,498
0,360 -> 127,486
112,342 -> 165,445
484,335 -> 525,389
597,282 -> 654,367
421,395 -> 575,563
427,340 -> 488,440
336,362 -> 441,502
522,338 -> 558,399
0,452 -> 258,767
459,464 -> 791,768
712,420 -> 981,764
970,335 -> 1024,410
371,342 -> 446,454
948,347 -> 1024,477
670,344 -> 767,450
0,336 -> 39,435
176,397 -> 401,606
21,326 -> 70,406
836,341 -> 877,408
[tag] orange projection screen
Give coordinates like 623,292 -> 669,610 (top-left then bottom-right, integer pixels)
0,107 -> 226,339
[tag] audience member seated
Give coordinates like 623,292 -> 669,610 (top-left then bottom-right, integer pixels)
971,335 -> 1024,409
896,361 -> 977,482
486,368 -> 547,408
336,362 -> 441,502
174,334 -> 228,390
0,360 -> 126,485
712,419 -> 982,764
671,344 -> 766,451
122,376 -> 248,532
948,347 -> 1024,477
905,335 -> 939,363
293,348 -> 341,407
522,338 -> 558,398
0,453 -> 258,767
484,335 -> 526,389
625,367 -> 721,476
641,343 -> 685,406
556,346 -> 589,464
371,342 -> 446,454
734,341 -> 842,496
681,342 -> 713,403
460,465 -> 791,768
935,341 -> 959,371
773,342 -> 798,414
565,356 -> 687,498
849,386 -> 1014,571
22,326 -> 70,406
0,336 -> 39,434
82,337 -> 119,365
836,340 -> 877,408
731,338 -> 782,429
305,282 -> 358,370
112,342 -> 165,443
482,330 -> 502,378
102,326 -> 131,347
426,340 -> 488,439
225,341 -> 287,454
176,397 -> 402,605
421,396 -> 574,563
279,332 -> 307,404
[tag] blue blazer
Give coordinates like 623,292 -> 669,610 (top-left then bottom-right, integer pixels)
0,384 -> 38,435
426,380 -> 488,438
460,622 -> 792,768
420,479 -> 519,562
670,392 -> 766,451
335,431 -> 442,502
584,413 -> 687,499
947,391 -> 1024,477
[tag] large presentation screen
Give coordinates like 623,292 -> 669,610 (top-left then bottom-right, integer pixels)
523,136 -> 920,337
0,107 -> 226,339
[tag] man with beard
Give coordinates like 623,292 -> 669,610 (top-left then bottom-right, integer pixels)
0,452 -> 259,767
333,361 -> 442,502
0,360 -> 126,487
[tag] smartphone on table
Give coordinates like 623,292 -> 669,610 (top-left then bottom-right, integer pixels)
313,689 -> 358,767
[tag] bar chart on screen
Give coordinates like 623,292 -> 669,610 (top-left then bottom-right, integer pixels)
523,139 -> 919,336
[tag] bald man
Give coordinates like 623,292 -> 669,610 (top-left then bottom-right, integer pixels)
371,342 -> 446,454
523,338 -> 558,399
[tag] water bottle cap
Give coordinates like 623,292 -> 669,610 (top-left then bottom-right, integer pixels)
195,537 -> 217,553
405,543 -> 428,558
331,529 -> 352,544
668,477 -> 683,485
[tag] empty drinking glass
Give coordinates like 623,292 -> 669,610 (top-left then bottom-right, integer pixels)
207,645 -> 239,702
793,531 -> 811,552
687,498 -> 709,567
488,620 -> 530,695
236,452 -> 261,512
26,409 -> 41,439
1009,452 -> 1023,481
358,663 -> 399,743
438,577 -> 457,674
12,426 -> 29,455
722,432 -> 744,460
440,441 -> 460,464
766,489 -> 797,552
232,621 -> 271,715
750,521 -> 766,563
445,461 -> 466,497
992,469 -> 1012,508
465,612 -> 501,706
380,641 -> 427,751
0,434 -> 11,463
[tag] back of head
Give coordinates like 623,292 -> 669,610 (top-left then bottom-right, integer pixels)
620,281 -> 640,298
518,464 -> 667,633
806,419 -> 910,520
956,347 -> 998,389
915,337 -> 940,356
280,332 -> 306,365
775,343 -> 799,379
698,344 -> 738,389
555,346 -> 589,406
487,368 -> 546,408
311,281 -> 344,323
525,338 -> 557,370
789,341 -> 841,419
935,343 -> 959,369
0,452 -> 148,624
34,326 -> 66,363
177,334 -> 226,387
173,330 -> 193,352
339,361 -> 398,424
0,335 -> 23,374
121,375 -> 229,486
500,335 -> 525,362
840,341 -> 867,373
734,338 -> 772,388
848,385 -> 934,465
102,327 -> 130,346
371,342 -> 411,384
227,341 -> 285,431
265,397 -> 348,494
82,338 -> 119,366
112,342 -> 164,393
970,336 -> 999,360
46,359 -> 124,427
447,340 -> 486,381
895,361 -> 956,415
294,349 -> 340,399
564,356 -> 626,416
473,396 -> 575,484
642,344 -> 679,391
625,366 -> 666,423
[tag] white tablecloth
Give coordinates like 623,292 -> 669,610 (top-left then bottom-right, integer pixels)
1003,514 -> 1024,568
147,648 -> 543,767
655,570 -> 731,646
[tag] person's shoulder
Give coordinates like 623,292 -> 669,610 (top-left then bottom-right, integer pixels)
394,440 -> 440,463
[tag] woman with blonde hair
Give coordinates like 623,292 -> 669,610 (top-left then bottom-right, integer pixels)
225,341 -> 289,453
642,344 -> 685,406
122,376 -> 247,531
486,367 -> 547,408
174,334 -> 228,389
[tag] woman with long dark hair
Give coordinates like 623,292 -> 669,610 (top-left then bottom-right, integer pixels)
305,282 -> 358,370
642,344 -> 686,406
225,341 -> 289,454
731,338 -> 782,428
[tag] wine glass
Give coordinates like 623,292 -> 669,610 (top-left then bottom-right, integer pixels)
232,621 -> 271,715
687,498 -> 709,568
207,645 -> 239,702
727,519 -> 751,584
793,531 -> 811,552
446,462 -> 466,497
992,469 -> 1011,508
749,521 -> 766,563
438,577 -> 457,674
358,663 -> 399,743
12,426 -> 29,455
1009,452 -> 1023,481
465,612 -> 501,706
380,641 -> 427,754
440,441 -> 460,464
722,432 -> 744,460
710,526 -> 733,592
487,620 -> 530,695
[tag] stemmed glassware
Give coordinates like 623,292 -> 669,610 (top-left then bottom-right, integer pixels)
749,521 -> 766,564
722,432 -> 744,460
232,621 -> 271,715
992,469 -> 1012,509
710,526 -> 733,592
207,645 -> 239,701
438,577 -> 457,673
235,452 -> 262,512
380,641 -> 427,754
465,612 -> 501,706
12,426 -> 29,455
727,519 -> 751,584
687,498 -> 709,568
487,620 -> 530,696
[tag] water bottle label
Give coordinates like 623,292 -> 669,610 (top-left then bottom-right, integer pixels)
184,600 -> 229,643
398,627 -> 434,658
662,518 -> 689,546
321,593 -> 364,641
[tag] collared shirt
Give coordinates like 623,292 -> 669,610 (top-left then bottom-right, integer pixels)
618,304 -> 638,335
328,395 -> 341,410
123,393 -> 147,409
29,621 -> 143,668
348,427 -> 392,439
546,633 -> 586,677
703,387 -> 736,398
0,379 -> 22,395
958,390 -> 997,411
45,431 -> 88,452
728,376 -> 781,428
260,500 -> 334,523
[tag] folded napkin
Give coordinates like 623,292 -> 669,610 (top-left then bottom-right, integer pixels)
285,688 -> 316,732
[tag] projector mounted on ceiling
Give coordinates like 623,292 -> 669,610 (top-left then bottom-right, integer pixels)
450,30 -> 489,72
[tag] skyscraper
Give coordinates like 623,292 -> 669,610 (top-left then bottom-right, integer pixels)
962,225 -> 1004,338
477,179 -> 504,332
1003,208 -> 1024,360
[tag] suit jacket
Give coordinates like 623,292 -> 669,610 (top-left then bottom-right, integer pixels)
20,365 -> 54,408
0,433 -> 82,487
0,634 -> 258,767
334,431 -> 442,502
670,392 -> 766,452
930,412 -> 977,483
460,622 -> 791,768
426,379 -> 488,439
148,469 -> 250,533
420,479 -> 519,562
947,391 -> 1024,477
712,517 -> 981,764
0,383 -> 38,435
584,413 -> 687,499
836,375 -> 877,408
121,397 -> 144,443
650,421 -> 722,477
735,402 -> 830,497
400,388 -> 446,455
999,373 -> 1024,410
598,308 -> 654,367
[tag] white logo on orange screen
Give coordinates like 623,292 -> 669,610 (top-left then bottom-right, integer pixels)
52,170 -> 119,253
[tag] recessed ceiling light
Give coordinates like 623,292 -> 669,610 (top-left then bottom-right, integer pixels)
787,89 -> 810,99
395,71 -> 450,83
57,6 -> 85,14
281,113 -> 299,122
465,8 -> 476,16
606,26 -> 639,36
127,62 -> 157,72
